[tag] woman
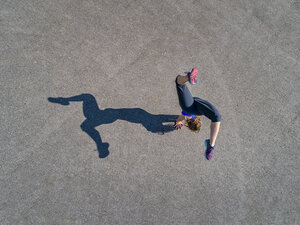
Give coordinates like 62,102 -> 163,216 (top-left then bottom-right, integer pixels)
174,68 -> 221,160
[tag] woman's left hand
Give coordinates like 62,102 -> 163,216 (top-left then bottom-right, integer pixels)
174,121 -> 183,130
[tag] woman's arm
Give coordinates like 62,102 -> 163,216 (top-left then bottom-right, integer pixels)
174,115 -> 185,130
177,114 -> 185,122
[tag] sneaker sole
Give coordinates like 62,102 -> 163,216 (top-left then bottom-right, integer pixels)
205,139 -> 210,160
189,68 -> 198,85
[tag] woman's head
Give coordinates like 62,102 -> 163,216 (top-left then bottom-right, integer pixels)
185,117 -> 201,133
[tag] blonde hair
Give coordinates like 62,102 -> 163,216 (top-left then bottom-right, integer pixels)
185,117 -> 201,133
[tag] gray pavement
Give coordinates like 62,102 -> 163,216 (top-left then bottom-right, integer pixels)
1,0 -> 299,224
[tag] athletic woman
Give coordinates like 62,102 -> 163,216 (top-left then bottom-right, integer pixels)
174,68 -> 221,160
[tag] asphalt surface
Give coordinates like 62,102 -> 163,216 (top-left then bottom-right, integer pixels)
1,0 -> 299,224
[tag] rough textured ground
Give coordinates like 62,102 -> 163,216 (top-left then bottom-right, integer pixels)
1,0 -> 299,224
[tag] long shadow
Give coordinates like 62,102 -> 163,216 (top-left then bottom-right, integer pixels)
48,94 -> 178,158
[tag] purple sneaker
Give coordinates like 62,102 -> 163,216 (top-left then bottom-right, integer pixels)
205,139 -> 214,160
188,68 -> 198,85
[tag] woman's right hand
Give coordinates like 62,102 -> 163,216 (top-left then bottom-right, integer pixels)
174,121 -> 183,130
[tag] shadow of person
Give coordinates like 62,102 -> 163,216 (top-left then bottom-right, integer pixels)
48,94 -> 178,158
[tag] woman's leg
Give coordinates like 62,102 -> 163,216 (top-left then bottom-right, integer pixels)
209,121 -> 220,147
175,75 -> 195,110
176,75 -> 189,85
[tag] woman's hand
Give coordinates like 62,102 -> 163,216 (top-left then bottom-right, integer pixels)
174,121 -> 183,130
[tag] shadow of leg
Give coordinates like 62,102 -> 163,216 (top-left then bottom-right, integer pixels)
48,97 -> 70,105
97,143 -> 110,158
80,120 -> 110,158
